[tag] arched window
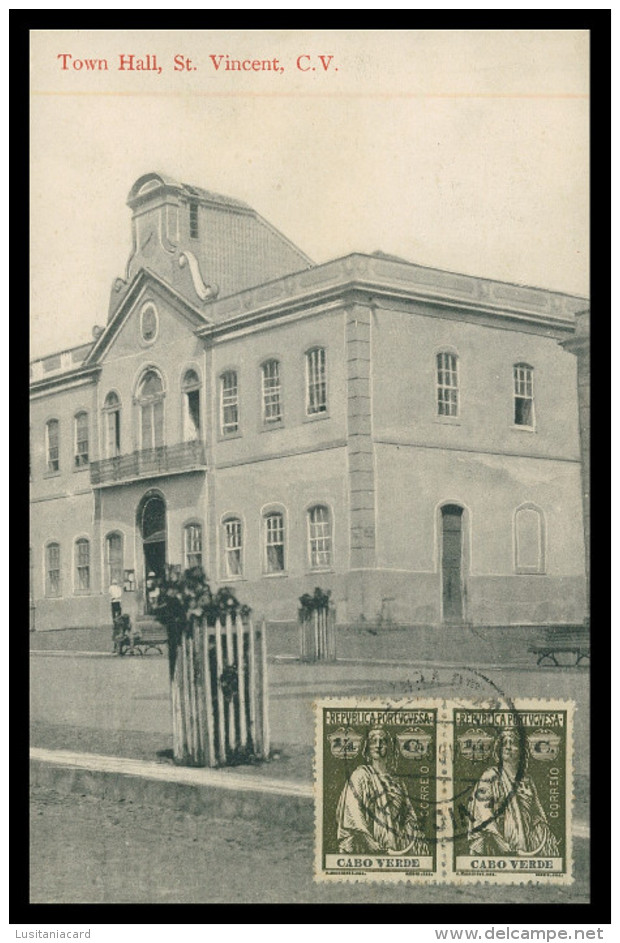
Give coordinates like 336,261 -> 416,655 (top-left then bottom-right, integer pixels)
222,517 -> 243,578
264,511 -> 285,573
436,352 -> 459,417
308,505 -> 333,569
46,419 -> 60,473
74,412 -> 89,467
45,542 -> 61,597
514,505 -> 545,574
105,532 -> 124,587
262,360 -> 282,424
513,363 -> 535,427
184,522 -> 202,570
220,371 -> 239,435
75,538 -> 90,592
306,347 -> 327,415
103,392 -> 121,458
182,369 -> 201,441
138,369 -> 165,450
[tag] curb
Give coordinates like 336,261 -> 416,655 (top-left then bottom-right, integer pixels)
30,748 -> 314,828
31,748 -> 589,841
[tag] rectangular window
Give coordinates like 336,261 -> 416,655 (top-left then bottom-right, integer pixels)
184,524 -> 203,570
46,544 -> 61,597
306,348 -> 327,415
106,534 -> 123,586
185,389 -> 201,440
74,413 -> 89,467
308,506 -> 333,568
262,360 -> 282,424
514,364 -> 534,427
75,539 -> 90,592
437,353 -> 459,417
224,519 -> 242,577
265,513 -> 285,572
141,400 -> 164,449
46,420 -> 59,473
106,409 -> 121,457
221,372 -> 239,434
189,201 -> 199,239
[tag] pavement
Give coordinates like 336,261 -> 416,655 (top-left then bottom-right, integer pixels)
30,642 -> 590,821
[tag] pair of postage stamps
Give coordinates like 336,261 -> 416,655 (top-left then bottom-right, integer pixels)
315,698 -> 573,884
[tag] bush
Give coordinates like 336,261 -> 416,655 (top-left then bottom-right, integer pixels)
299,586 -> 331,617
154,566 -> 251,632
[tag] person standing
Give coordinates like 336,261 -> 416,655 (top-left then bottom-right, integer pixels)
109,578 -> 123,621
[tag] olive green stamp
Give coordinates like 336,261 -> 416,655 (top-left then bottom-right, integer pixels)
451,704 -> 573,882
315,699 -> 440,882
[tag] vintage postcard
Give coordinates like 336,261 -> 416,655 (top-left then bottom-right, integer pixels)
28,28 -> 589,908
314,699 -> 574,885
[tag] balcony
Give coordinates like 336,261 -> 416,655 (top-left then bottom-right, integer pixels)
90,441 -> 207,486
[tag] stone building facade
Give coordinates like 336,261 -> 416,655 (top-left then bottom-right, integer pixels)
30,172 -> 588,631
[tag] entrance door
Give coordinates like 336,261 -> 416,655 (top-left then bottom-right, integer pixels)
441,504 -> 464,623
140,494 -> 166,613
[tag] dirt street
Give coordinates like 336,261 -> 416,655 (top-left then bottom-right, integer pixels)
30,786 -> 589,905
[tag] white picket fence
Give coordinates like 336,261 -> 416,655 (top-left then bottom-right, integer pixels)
299,606 -> 336,662
168,615 -> 270,768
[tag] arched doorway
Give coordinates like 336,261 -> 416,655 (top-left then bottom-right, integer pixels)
138,492 -> 167,611
440,504 -> 466,623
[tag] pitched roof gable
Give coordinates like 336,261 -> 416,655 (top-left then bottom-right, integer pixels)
84,268 -> 211,367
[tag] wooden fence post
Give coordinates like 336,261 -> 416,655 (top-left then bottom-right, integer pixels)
299,605 -> 336,663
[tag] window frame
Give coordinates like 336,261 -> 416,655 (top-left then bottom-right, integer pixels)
222,516 -> 243,580
220,370 -> 239,436
513,363 -> 535,430
261,359 -> 283,426
45,542 -> 61,597
103,391 -> 122,458
307,503 -> 334,570
183,521 -> 203,571
105,531 -> 124,587
189,201 -> 199,239
514,503 -> 546,574
74,537 -> 91,594
181,368 -> 202,441
137,368 -> 165,451
45,419 -> 60,474
263,509 -> 286,575
305,347 -> 328,417
436,351 -> 459,419
74,411 -> 89,468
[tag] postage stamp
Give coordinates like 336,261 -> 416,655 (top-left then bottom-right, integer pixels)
314,699 -> 440,882
450,703 -> 573,883
314,698 -> 574,884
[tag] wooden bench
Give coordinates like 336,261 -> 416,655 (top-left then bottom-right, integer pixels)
113,616 -> 168,656
528,624 -> 590,667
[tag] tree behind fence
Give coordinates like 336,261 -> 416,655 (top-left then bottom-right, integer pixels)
168,615 -> 270,767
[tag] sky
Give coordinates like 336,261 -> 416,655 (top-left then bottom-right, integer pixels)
30,29 -> 589,360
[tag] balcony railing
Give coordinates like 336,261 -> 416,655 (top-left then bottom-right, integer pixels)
90,440 -> 207,485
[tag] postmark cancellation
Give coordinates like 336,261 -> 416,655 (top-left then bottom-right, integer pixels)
314,698 -> 574,885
